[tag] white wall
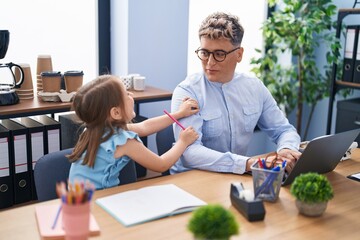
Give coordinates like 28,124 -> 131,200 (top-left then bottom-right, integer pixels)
111,0 -> 190,152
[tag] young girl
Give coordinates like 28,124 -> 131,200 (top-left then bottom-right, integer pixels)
68,75 -> 199,189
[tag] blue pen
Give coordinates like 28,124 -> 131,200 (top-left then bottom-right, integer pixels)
262,159 -> 267,169
282,160 -> 287,169
51,205 -> 62,229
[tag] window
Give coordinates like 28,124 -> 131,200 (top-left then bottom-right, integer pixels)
0,0 -> 97,85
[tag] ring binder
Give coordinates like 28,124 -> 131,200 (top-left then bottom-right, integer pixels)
15,117 -> 45,200
31,115 -> 61,154
0,124 -> 13,209
343,26 -> 358,82
354,26 -> 360,83
1,119 -> 32,205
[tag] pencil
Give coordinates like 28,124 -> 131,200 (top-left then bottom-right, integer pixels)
163,110 -> 186,130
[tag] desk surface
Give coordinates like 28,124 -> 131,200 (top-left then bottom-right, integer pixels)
0,86 -> 172,119
1,149 -> 360,240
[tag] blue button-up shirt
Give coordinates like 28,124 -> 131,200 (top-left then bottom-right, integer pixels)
170,72 -> 300,174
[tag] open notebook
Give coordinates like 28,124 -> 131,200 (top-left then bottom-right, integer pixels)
96,184 -> 207,227
35,204 -> 100,239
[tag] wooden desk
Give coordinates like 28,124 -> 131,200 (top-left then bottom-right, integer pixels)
1,149 -> 359,240
0,86 -> 172,119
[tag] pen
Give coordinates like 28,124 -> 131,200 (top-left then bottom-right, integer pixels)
51,205 -> 62,229
163,110 -> 186,130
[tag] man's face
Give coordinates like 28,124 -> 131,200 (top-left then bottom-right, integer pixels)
199,37 -> 243,83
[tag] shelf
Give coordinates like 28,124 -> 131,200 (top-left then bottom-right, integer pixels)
336,80 -> 360,90
327,8 -> 360,134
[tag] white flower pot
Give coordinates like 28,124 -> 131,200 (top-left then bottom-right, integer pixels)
295,199 -> 328,217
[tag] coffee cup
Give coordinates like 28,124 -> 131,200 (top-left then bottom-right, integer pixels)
64,70 -> 84,93
120,76 -> 132,90
133,76 -> 146,91
41,71 -> 61,93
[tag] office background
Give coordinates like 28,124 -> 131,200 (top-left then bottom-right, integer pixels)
1,0 -> 359,155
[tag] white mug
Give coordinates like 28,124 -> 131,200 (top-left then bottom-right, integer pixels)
120,76 -> 132,90
133,76 -> 146,91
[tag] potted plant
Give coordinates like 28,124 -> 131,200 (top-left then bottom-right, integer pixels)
251,0 -> 351,139
187,204 -> 239,240
290,172 -> 334,217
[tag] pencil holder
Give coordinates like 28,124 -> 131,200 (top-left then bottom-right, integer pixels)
251,161 -> 285,202
62,202 -> 90,240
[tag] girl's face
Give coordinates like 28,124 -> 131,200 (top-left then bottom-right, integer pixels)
124,90 -> 135,121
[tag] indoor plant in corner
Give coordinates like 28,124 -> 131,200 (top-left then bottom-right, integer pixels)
290,172 -> 334,217
251,0 -> 351,139
187,204 -> 239,240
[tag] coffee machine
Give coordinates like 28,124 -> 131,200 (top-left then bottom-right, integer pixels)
0,30 -> 24,106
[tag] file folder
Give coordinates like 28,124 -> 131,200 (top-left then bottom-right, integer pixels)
0,124 -> 14,209
15,117 -> 45,200
1,119 -> 32,205
31,115 -> 61,154
342,25 -> 358,82
354,26 -> 360,83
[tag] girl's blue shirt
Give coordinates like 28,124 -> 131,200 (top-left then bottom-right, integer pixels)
69,129 -> 141,189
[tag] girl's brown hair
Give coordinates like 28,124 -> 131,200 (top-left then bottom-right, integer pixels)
68,75 -> 128,167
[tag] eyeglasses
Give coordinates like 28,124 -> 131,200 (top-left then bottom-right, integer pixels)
195,47 -> 240,62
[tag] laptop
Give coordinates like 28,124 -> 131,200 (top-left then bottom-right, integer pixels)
282,128 -> 360,186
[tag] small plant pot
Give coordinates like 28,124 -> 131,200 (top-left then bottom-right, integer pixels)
295,200 -> 328,217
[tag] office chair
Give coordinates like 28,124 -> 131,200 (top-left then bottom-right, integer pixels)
34,148 -> 137,202
156,125 -> 175,176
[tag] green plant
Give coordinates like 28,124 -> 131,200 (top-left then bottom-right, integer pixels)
251,0 -> 351,139
187,204 -> 239,240
290,172 -> 334,203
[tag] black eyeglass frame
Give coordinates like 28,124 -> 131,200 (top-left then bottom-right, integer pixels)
195,47 -> 240,62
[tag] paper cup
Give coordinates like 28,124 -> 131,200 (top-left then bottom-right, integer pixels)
64,70 -> 84,93
37,55 -> 53,75
15,63 -> 33,91
41,71 -> 61,92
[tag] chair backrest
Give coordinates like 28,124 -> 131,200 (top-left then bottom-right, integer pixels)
155,125 -> 175,176
34,148 -> 137,202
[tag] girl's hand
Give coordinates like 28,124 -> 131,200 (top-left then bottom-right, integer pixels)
177,97 -> 199,118
178,126 -> 199,146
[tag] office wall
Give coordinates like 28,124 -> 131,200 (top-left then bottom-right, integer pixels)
111,0 -> 189,152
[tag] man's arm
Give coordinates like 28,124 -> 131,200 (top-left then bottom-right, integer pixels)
171,86 -> 249,174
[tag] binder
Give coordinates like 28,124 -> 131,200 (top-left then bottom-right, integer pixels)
342,25 -> 358,82
1,119 -> 32,204
0,124 -> 14,209
354,26 -> 360,83
31,115 -> 61,154
15,117 -> 45,200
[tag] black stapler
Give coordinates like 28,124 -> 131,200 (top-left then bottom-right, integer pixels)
230,183 -> 265,222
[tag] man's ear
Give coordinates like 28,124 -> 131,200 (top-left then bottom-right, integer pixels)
110,107 -> 122,120
237,47 -> 244,63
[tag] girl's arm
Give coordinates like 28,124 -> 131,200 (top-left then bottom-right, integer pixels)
115,126 -> 198,172
127,98 -> 198,137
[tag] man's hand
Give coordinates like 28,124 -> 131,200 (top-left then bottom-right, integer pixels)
277,148 -> 302,173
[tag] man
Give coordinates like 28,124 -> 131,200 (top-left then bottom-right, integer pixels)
170,12 -> 301,174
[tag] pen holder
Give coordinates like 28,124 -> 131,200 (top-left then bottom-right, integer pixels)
230,183 -> 265,221
251,161 -> 285,202
62,202 -> 90,240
